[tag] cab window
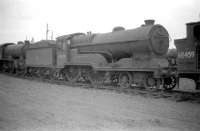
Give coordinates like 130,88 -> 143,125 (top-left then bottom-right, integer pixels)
194,25 -> 200,41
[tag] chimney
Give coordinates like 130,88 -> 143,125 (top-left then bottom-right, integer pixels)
87,31 -> 92,35
24,40 -> 30,45
144,19 -> 155,25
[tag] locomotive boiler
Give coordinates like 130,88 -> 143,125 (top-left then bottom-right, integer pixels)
73,20 -> 169,62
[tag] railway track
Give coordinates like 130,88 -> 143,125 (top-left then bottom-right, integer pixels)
2,72 -> 200,104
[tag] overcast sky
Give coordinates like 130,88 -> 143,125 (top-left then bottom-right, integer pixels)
0,0 -> 200,48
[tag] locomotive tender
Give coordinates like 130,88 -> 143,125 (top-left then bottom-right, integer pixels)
0,20 -> 176,90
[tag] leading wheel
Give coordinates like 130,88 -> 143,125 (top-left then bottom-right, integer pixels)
118,72 -> 132,89
163,76 -> 176,90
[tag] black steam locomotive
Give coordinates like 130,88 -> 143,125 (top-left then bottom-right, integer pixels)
0,20 -> 177,90
175,20 -> 200,89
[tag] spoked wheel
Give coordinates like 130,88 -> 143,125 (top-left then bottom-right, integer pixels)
145,76 -> 156,89
163,76 -> 176,90
64,66 -> 81,83
39,68 -> 45,78
78,68 -> 91,83
27,67 -> 34,77
155,78 -> 163,89
145,77 -> 163,89
87,70 -> 106,88
25,67 -> 31,77
118,72 -> 132,89
46,69 -> 52,79
52,70 -> 61,80
32,68 -> 38,77
41,68 -> 51,79
16,68 -> 25,76
10,63 -> 15,74
110,72 -> 119,86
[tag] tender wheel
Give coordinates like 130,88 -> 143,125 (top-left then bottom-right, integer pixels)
163,76 -> 176,90
145,76 -> 162,89
145,77 -> 156,88
155,78 -> 163,89
16,68 -> 25,76
26,67 -> 33,77
52,70 -> 61,80
118,72 -> 132,89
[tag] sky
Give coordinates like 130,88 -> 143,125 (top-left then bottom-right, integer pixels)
0,0 -> 200,48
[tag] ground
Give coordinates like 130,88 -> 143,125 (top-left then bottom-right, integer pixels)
0,74 -> 200,131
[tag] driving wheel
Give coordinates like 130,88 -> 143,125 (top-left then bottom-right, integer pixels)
163,76 -> 176,90
118,72 -> 132,89
64,66 -> 80,83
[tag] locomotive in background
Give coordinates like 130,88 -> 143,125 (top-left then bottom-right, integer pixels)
175,20 -> 200,90
0,41 -> 29,73
0,20 -> 176,90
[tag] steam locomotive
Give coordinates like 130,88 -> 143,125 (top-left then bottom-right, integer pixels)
175,20 -> 200,90
0,20 -> 177,90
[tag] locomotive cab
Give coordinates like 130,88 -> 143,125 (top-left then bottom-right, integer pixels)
194,25 -> 200,72
194,23 -> 200,89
